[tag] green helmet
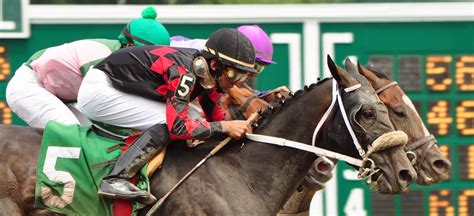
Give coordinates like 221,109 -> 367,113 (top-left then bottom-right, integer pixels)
118,7 -> 170,46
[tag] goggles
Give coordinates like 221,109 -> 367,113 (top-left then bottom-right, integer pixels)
254,60 -> 269,74
224,67 -> 249,83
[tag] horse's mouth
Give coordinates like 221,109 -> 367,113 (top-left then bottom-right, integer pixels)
368,170 -> 383,190
417,168 -> 449,185
418,170 -> 435,185
415,155 -> 451,185
372,167 -> 410,194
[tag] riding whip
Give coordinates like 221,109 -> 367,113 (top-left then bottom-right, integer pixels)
146,112 -> 260,216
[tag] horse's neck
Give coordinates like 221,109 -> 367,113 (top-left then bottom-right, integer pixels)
230,80 -> 335,213
154,80 -> 341,214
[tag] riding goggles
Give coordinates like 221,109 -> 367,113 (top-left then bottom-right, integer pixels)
254,60 -> 269,74
224,67 -> 249,83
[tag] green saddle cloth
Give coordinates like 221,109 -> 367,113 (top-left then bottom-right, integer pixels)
35,121 -> 149,216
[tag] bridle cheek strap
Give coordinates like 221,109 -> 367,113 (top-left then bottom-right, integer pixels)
311,79 -> 366,157
405,134 -> 436,170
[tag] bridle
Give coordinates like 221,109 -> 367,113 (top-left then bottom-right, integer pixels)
246,79 -> 387,182
375,81 -> 437,170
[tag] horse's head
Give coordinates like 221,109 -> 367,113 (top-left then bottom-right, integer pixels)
223,85 -> 269,120
326,56 -> 416,194
354,62 -> 451,185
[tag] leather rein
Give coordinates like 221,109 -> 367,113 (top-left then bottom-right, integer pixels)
227,94 -> 257,120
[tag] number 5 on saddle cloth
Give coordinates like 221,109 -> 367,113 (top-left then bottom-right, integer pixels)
35,121 -> 164,215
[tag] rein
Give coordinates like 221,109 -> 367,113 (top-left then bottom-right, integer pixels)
228,105 -> 247,120
227,95 -> 257,120
226,88 -> 259,120
241,95 -> 257,113
375,81 -> 437,169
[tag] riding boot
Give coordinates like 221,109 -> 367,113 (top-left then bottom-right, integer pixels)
98,123 -> 171,205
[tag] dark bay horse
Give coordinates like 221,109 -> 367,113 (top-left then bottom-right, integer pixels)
0,57 -> 415,215
225,59 -> 452,214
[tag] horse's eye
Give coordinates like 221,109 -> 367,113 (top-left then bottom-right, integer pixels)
362,110 -> 375,119
393,107 -> 407,118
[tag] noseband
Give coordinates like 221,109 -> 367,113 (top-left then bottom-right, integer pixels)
375,81 -> 437,169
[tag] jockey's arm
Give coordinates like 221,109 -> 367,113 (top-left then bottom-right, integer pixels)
166,92 -> 250,141
165,74 -> 250,141
165,75 -> 222,140
197,89 -> 226,122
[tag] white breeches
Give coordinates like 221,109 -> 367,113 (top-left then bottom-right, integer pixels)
77,68 -> 167,131
5,64 -> 88,128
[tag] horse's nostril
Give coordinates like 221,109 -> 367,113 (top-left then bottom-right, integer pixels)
399,169 -> 413,183
317,162 -> 330,172
433,159 -> 452,173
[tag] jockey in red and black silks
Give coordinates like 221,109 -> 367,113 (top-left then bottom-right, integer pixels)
97,45 -> 225,140
77,28 -> 258,205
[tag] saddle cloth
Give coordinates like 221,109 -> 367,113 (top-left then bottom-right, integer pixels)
35,121 -> 165,216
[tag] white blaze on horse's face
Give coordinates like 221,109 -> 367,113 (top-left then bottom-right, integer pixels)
402,95 -> 430,137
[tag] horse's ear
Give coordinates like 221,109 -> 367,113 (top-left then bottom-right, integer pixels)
357,62 -> 378,82
327,55 -> 356,88
344,58 -> 358,74
327,55 -> 341,81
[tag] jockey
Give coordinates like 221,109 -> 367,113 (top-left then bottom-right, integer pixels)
236,25 -> 290,100
77,28 -> 257,204
171,25 -> 290,101
5,7 -> 170,128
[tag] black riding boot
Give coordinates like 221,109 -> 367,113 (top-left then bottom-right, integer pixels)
98,124 -> 171,205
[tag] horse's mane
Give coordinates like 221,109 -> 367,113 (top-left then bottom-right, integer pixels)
254,77 -> 332,131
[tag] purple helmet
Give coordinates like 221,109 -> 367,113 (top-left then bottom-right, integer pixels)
237,25 -> 276,65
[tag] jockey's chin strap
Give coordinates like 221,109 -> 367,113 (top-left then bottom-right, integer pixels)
246,79 -> 366,168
